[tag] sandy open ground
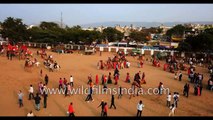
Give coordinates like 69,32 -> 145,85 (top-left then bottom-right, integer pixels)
0,48 -> 212,116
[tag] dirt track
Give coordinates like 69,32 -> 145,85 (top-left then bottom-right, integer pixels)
0,48 -> 212,116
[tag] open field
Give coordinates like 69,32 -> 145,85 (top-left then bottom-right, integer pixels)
0,48 -> 212,116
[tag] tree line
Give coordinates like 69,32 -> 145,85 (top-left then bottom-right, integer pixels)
0,17 -> 213,53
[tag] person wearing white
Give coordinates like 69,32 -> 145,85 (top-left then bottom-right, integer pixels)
169,104 -> 176,116
28,85 -> 34,100
167,93 -> 171,107
27,111 -> 34,117
137,100 -> 145,117
126,61 -> 130,68
70,75 -> 74,87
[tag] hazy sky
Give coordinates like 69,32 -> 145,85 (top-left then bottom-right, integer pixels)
0,4 -> 213,26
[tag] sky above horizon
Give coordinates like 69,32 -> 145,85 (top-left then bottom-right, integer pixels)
0,4 -> 213,26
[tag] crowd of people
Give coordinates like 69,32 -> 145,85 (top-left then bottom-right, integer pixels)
3,44 -> 210,117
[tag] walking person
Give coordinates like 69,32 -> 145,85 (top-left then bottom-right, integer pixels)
85,87 -> 94,102
68,102 -> 75,117
118,86 -> 122,99
70,75 -> 74,87
18,90 -> 24,108
27,110 -> 34,117
167,93 -> 171,107
179,71 -> 182,81
136,100 -> 145,117
95,74 -> 99,85
28,85 -> 34,100
43,92 -> 48,108
64,83 -> 68,97
103,102 -> 108,117
34,93 -> 41,111
173,92 -> 179,108
169,104 -> 176,116
110,94 -> 116,109
44,74 -> 49,86
97,100 -> 105,116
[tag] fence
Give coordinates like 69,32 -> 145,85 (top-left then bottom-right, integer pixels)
20,42 -> 179,56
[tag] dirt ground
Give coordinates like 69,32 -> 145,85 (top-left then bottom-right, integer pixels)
0,48 -> 212,116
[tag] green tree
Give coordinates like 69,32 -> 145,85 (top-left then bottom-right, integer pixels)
0,17 -> 29,43
39,21 -> 60,30
129,30 -> 147,43
166,24 -> 186,37
102,27 -> 123,42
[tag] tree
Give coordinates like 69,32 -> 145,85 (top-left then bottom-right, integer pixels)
102,27 -> 123,42
0,17 -> 29,43
177,41 -> 192,52
129,30 -> 147,43
166,24 -> 186,37
39,21 -> 60,30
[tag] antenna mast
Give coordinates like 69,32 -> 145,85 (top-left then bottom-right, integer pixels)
61,12 -> 63,28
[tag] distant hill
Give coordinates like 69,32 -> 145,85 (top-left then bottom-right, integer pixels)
80,21 -> 213,28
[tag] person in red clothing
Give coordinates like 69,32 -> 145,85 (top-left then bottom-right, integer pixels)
68,102 -> 75,117
95,74 -> 99,85
114,74 -> 119,85
140,60 -> 143,68
164,63 -> 168,71
103,102 -> 108,117
125,72 -> 130,83
63,78 -> 67,89
197,85 -> 201,96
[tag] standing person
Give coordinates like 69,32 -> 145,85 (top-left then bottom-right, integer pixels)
97,100 -> 105,116
18,90 -> 24,108
137,100 -> 145,117
174,72 -> 177,80
43,92 -> 48,108
70,75 -> 74,87
63,78 -> 67,89
44,74 -> 49,86
158,82 -> 163,95
103,102 -> 108,117
107,72 -> 112,84
67,83 -> 71,96
114,74 -> 119,85
59,78 -> 63,90
186,84 -> 190,97
169,104 -> 176,116
118,86 -> 122,99
101,74 -> 105,85
179,71 -> 182,81
68,102 -> 75,117
34,93 -> 41,111
167,93 -> 171,107
28,85 -> 34,100
109,94 -> 116,109
197,85 -> 201,96
125,72 -> 130,83
95,74 -> 99,85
